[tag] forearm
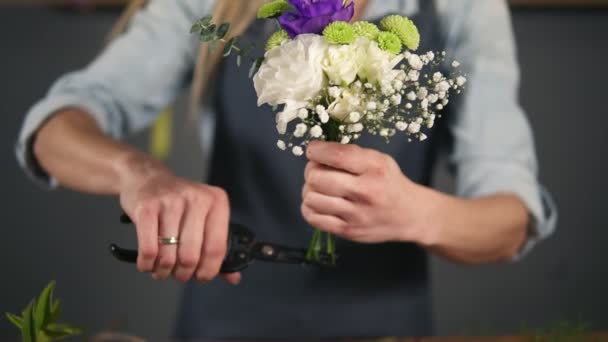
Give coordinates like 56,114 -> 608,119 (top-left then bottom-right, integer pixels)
417,187 -> 529,264
33,109 -> 167,195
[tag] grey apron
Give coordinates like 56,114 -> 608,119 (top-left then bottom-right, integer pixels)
176,1 -> 447,340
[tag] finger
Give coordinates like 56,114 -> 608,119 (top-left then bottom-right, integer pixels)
301,203 -> 348,236
133,203 -> 159,273
306,141 -> 370,175
222,272 -> 242,285
304,162 -> 358,198
196,188 -> 230,283
154,200 -> 184,280
303,190 -> 356,220
173,200 -> 206,282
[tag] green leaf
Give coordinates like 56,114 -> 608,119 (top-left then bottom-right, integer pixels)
190,23 -> 201,34
249,57 -> 264,78
223,37 -> 235,57
35,281 -> 56,330
209,39 -> 219,54
239,43 -> 255,57
216,22 -> 230,39
200,32 -> 215,43
196,15 -> 212,28
5,312 -> 23,329
21,300 -> 36,342
49,300 -> 61,324
44,323 -> 84,339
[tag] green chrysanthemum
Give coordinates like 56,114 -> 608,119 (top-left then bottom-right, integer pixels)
322,21 -> 355,45
377,31 -> 402,54
265,29 -> 290,51
379,15 -> 420,51
352,21 -> 380,40
257,0 -> 292,19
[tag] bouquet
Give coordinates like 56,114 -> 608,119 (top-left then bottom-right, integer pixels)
191,0 -> 466,264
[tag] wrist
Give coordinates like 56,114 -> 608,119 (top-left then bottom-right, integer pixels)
403,184 -> 455,248
113,149 -> 169,193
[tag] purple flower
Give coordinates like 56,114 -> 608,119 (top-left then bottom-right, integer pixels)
279,0 -> 355,38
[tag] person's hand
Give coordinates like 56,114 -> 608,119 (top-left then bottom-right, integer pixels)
118,159 -> 240,285
301,141 -> 436,245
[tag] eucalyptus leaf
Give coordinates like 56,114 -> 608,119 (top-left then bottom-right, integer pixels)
190,23 -> 201,34
21,300 -> 36,342
239,43 -> 255,57
200,32 -> 215,43
209,40 -> 219,54
198,15 -> 212,27
249,58 -> 264,78
5,312 -> 23,329
35,281 -> 56,330
223,37 -> 235,57
216,23 -> 230,39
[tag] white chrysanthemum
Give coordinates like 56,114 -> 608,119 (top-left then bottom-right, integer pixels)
277,140 -> 287,150
292,146 -> 304,156
452,61 -> 461,68
322,43 -> 361,86
310,125 -> 323,138
405,103 -> 413,109
254,34 -> 329,133
366,101 -> 377,110
406,91 -> 417,101
390,94 -> 402,105
341,136 -> 351,144
419,133 -> 428,141
356,38 -> 404,84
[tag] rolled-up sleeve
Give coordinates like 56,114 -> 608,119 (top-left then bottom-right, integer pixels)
437,0 -> 558,259
15,0 -> 209,188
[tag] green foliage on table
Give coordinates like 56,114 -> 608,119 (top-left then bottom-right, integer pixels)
5,281 -> 83,342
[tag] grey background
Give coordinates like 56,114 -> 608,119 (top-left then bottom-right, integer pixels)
1,6 -> 607,340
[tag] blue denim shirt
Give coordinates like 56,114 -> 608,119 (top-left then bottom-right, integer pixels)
16,0 -> 557,259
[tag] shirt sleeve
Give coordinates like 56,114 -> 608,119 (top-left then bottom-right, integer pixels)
15,0 -> 211,188
436,0 -> 558,259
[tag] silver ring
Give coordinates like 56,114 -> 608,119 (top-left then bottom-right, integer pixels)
158,236 -> 179,245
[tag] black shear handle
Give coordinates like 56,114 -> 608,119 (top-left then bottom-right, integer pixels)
108,244 -> 248,274
109,214 -> 254,274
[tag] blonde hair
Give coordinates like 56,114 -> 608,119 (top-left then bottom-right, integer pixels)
110,0 -> 265,113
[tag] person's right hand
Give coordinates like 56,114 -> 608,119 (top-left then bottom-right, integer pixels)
118,161 -> 240,285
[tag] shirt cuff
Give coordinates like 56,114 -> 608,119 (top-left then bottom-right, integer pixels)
15,93 -> 116,189
456,161 -> 558,261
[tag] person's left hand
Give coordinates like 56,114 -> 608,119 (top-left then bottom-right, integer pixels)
301,141 -> 436,245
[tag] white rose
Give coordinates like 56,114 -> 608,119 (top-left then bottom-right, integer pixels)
327,89 -> 364,121
322,44 -> 360,86
253,34 -> 329,133
356,38 -> 404,84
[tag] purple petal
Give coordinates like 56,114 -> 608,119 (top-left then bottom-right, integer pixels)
331,2 -> 354,22
300,15 -> 334,35
279,12 -> 308,37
